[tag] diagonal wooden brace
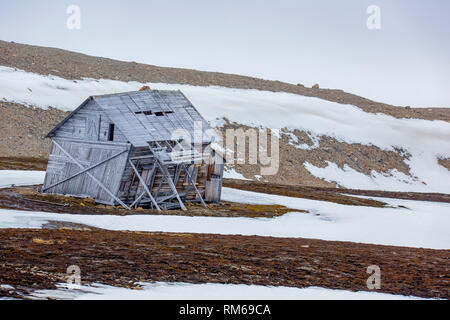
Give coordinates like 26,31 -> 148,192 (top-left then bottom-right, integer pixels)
42,148 -> 128,192
155,161 -> 187,211
130,163 -> 156,208
129,160 -> 161,211
181,163 -> 206,208
130,190 -> 146,208
52,140 -> 130,210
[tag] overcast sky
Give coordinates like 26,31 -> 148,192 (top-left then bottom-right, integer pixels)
1,0 -> 449,107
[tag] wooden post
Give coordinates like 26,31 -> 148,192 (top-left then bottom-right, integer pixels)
181,163 -> 207,208
129,160 -> 161,211
155,161 -> 187,211
130,163 -> 156,208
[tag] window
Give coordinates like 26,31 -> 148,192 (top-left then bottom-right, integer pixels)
108,123 -> 115,141
135,110 -> 174,116
155,111 -> 174,116
135,110 -> 153,115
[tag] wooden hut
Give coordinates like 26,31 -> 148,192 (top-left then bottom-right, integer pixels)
42,89 -> 224,210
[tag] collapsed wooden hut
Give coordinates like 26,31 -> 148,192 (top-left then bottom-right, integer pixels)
42,89 -> 224,210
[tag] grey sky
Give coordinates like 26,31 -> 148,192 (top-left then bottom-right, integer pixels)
1,0 -> 449,107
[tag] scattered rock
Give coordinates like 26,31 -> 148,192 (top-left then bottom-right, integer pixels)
139,85 -> 151,91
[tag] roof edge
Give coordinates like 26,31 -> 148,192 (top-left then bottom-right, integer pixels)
45,97 -> 93,138
91,89 -> 182,100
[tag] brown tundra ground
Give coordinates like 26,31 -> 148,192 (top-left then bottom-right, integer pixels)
0,184 -> 449,299
0,229 -> 448,299
0,158 -> 449,299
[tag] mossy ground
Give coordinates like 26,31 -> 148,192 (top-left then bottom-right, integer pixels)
0,157 -> 48,171
0,229 -> 448,299
0,186 -> 306,218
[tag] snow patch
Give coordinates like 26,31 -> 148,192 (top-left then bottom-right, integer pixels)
0,185 -> 449,249
0,170 -> 46,188
304,162 -> 422,191
223,168 -> 250,180
29,281 -> 428,300
281,131 -> 320,150
0,170 -> 448,249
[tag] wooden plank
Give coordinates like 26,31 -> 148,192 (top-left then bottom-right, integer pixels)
154,160 -> 187,211
42,148 -> 128,192
128,160 -> 161,211
52,140 -> 130,209
181,163 -> 206,208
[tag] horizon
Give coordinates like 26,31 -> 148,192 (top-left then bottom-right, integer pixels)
1,0 -> 449,107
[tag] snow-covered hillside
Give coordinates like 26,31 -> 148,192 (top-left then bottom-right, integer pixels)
1,66 -> 450,193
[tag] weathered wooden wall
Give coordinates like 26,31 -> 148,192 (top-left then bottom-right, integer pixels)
52,100 -> 128,143
43,138 -> 130,205
205,151 -> 224,202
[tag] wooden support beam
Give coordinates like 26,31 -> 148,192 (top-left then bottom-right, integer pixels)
130,163 -> 156,208
130,154 -> 155,160
130,190 -> 146,208
181,163 -> 207,208
155,161 -> 187,211
155,192 -> 187,203
183,164 -> 197,201
154,176 -> 165,200
173,164 -> 182,185
52,140 -> 130,210
42,148 -> 128,192
147,162 -> 158,191
148,142 -> 187,211
170,140 -> 204,206
129,160 -> 161,211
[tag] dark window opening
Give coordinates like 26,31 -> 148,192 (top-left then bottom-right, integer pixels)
155,111 -> 174,116
108,123 -> 115,141
135,110 -> 153,115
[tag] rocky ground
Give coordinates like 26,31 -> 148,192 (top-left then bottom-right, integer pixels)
0,101 -> 69,158
0,228 -> 448,299
2,40 -> 449,120
438,158 -> 450,171
217,121 -> 415,186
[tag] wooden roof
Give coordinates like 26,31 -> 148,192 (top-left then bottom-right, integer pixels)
47,90 -> 213,147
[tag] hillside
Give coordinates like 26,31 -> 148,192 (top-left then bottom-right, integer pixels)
1,40 -> 449,120
1,40 -> 450,192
